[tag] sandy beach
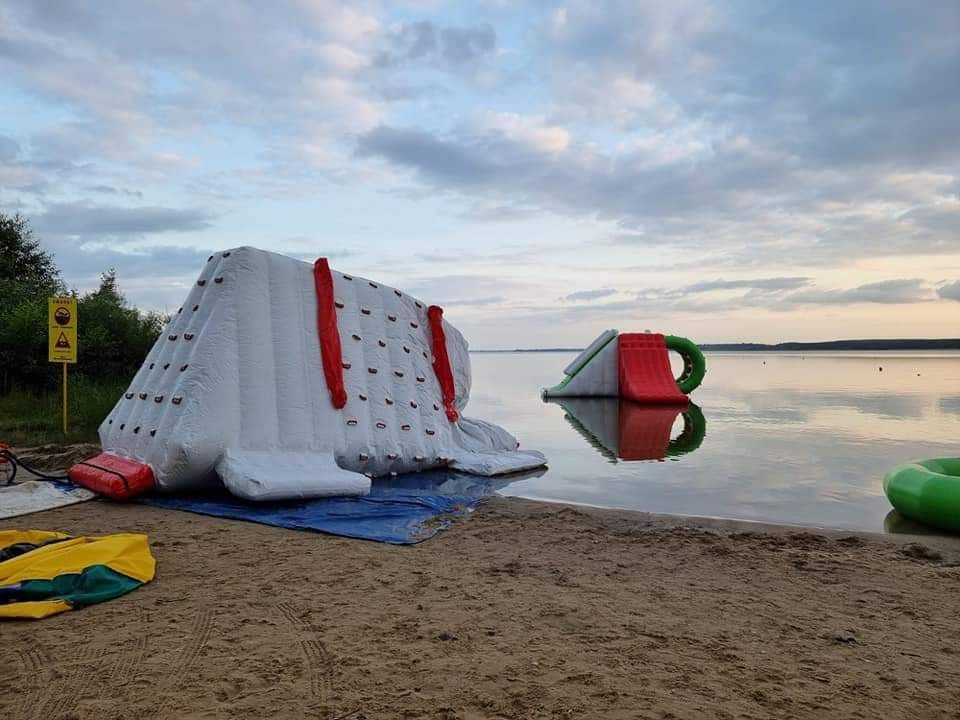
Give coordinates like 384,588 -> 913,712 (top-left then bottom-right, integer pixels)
3,476 -> 960,720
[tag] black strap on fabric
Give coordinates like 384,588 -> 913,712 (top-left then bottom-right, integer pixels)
0,537 -> 72,564
76,460 -> 131,492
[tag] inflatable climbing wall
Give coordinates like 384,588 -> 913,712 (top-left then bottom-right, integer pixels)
70,247 -> 546,501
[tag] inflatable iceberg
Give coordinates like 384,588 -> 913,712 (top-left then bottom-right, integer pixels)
69,247 -> 546,500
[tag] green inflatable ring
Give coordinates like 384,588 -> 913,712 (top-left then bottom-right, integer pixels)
665,335 -> 706,394
884,458 -> 960,533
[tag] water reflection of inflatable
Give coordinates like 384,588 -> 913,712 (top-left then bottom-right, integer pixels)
546,398 -> 707,462
882,509 -> 942,536
368,465 -> 548,497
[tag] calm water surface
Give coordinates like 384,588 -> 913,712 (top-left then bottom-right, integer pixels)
466,351 -> 960,533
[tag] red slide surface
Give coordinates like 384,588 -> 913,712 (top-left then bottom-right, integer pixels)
69,452 -> 155,500
618,333 -> 688,404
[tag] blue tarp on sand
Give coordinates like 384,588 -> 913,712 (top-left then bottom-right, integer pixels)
140,471 -> 530,544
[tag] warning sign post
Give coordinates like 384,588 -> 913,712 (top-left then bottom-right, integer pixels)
48,297 -> 78,434
48,297 -> 77,363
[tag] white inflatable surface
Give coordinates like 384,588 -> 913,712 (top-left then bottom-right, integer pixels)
99,247 -> 546,500
0,481 -> 96,519
563,329 -> 618,376
543,330 -> 620,398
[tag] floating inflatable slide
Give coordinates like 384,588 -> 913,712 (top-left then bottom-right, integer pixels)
69,247 -> 546,501
543,330 -> 705,402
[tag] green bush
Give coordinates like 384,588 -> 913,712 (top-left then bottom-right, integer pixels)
0,213 -> 165,441
76,269 -> 165,383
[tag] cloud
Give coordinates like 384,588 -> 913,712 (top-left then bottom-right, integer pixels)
82,184 -> 144,198
31,243 -> 216,310
474,112 -> 571,154
688,278 -> 936,310
387,21 -> 437,62
356,120 -> 960,266
401,274 -> 531,307
53,244 -> 213,280
680,277 -> 811,294
356,126 -> 504,185
544,0 -> 960,169
937,281 -> 960,301
34,202 -> 215,238
354,1 -> 960,268
0,0 -> 388,184
508,274 -> 944,328
556,277 -> 940,318
784,279 -> 933,306
0,134 -> 90,196
440,296 -> 506,307
378,21 -> 496,67
0,134 -> 20,162
440,24 -> 496,64
562,288 -> 617,302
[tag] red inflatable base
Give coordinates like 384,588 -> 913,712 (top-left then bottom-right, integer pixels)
618,333 -> 688,405
68,452 -> 156,500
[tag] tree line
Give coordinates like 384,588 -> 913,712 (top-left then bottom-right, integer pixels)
0,212 -> 165,395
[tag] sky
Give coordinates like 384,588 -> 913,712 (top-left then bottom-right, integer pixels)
2,0 -> 959,348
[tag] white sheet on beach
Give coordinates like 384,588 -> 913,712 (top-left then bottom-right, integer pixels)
0,481 -> 96,519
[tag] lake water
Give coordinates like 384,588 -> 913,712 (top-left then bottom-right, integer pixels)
466,351 -> 960,533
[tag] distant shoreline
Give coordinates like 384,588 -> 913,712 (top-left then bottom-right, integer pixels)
472,338 -> 960,353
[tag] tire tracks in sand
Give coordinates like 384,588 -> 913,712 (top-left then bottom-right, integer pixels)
7,639 -> 53,719
147,607 -> 214,719
276,602 -> 336,716
21,608 -> 147,720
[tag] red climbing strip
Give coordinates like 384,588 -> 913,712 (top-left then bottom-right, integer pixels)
313,257 -> 347,409
427,305 -> 459,422
618,333 -> 689,405
68,452 -> 155,500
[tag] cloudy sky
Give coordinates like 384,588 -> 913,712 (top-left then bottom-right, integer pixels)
2,1 -> 959,347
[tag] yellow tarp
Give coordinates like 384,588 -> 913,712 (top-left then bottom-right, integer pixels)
0,530 -> 155,619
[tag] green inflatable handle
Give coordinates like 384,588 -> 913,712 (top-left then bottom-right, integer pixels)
665,335 -> 706,394
884,458 -> 960,533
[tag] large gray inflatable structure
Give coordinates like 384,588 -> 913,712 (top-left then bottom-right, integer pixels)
77,247 -> 546,500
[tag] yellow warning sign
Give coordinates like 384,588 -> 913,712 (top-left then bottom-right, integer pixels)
48,297 -> 77,363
